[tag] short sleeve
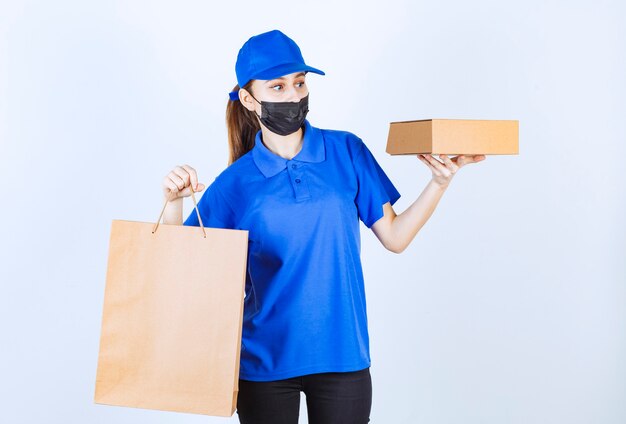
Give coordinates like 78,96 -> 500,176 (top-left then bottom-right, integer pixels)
183,181 -> 234,229
353,139 -> 401,228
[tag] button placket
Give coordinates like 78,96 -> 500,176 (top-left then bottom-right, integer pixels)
287,161 -> 310,201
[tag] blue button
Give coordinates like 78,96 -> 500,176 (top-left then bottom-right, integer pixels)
291,164 -> 297,169
295,178 -> 301,183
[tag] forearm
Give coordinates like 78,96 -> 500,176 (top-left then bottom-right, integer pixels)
390,179 -> 448,253
162,197 -> 183,225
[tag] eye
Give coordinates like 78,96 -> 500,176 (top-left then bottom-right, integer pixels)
271,81 -> 306,91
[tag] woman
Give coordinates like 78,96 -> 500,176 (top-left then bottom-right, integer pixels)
161,29 -> 485,424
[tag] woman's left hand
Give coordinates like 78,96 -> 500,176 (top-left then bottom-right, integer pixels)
417,153 -> 486,189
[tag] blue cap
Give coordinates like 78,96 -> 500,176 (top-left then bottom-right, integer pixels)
228,29 -> 325,101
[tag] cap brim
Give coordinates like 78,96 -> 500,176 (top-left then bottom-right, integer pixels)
253,62 -> 325,80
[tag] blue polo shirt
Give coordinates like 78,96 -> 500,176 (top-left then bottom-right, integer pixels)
183,118 -> 401,381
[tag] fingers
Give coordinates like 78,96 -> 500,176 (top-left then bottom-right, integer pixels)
171,165 -> 191,189
439,154 -> 459,174
163,176 -> 180,195
417,154 -> 438,174
418,154 -> 452,177
168,168 -> 186,191
451,154 -> 487,166
171,164 -> 205,191
181,164 -> 199,190
418,153 -> 483,179
163,164 -> 204,199
451,155 -> 467,167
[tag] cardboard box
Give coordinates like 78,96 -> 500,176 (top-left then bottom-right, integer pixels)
386,119 -> 519,155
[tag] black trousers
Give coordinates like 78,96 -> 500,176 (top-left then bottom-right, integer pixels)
236,366 -> 372,424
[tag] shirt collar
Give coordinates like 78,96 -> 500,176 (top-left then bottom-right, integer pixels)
252,118 -> 326,178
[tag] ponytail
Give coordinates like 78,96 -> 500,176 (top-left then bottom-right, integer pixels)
225,81 -> 260,166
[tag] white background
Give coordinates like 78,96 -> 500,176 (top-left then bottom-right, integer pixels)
1,0 -> 624,423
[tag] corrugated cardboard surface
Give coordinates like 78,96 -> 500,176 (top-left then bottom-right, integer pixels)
386,119 -> 519,155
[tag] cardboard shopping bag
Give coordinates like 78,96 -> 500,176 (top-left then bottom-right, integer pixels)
94,190 -> 248,417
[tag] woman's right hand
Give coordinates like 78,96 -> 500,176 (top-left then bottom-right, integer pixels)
162,164 -> 205,202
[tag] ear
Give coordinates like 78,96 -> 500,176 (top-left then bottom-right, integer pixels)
239,88 -> 256,112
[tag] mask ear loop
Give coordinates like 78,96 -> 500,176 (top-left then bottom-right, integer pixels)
248,93 -> 264,120
249,93 -> 261,104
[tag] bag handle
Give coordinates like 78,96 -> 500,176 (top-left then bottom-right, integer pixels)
152,185 -> 207,238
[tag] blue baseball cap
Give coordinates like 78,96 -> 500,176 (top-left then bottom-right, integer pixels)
228,29 -> 325,101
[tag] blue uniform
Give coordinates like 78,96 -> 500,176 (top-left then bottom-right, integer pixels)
183,118 -> 401,381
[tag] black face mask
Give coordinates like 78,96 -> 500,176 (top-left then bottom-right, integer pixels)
250,93 -> 309,136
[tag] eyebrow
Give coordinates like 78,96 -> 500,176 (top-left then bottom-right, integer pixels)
267,72 -> 306,83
